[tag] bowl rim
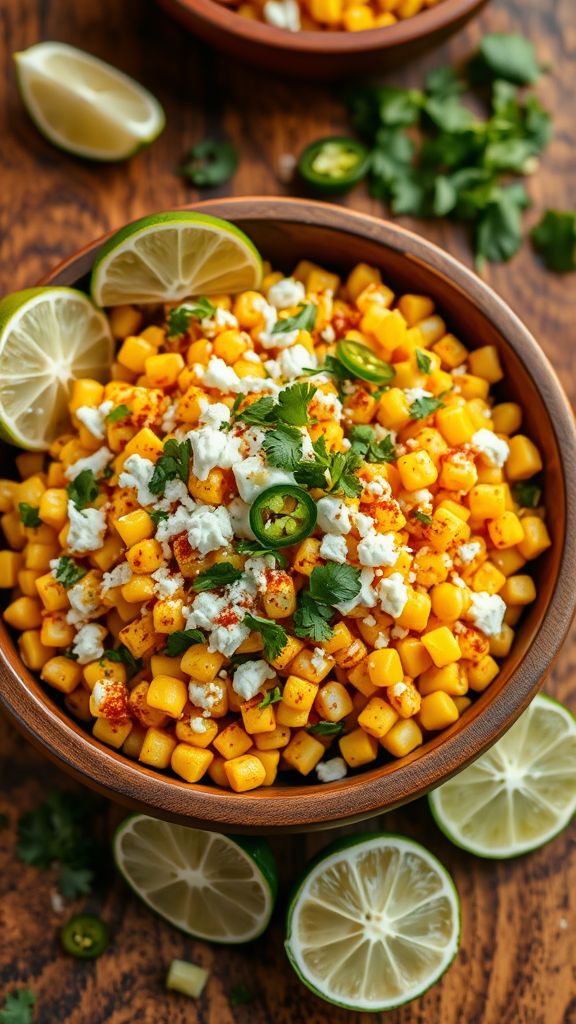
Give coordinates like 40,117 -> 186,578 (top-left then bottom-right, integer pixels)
1,196 -> 575,832
158,0 -> 486,54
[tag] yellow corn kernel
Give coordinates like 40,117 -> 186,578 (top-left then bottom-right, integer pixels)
413,550 -> 451,588
358,696 -> 398,738
504,604 -> 523,627
144,352 -> 185,388
213,329 -> 251,365
517,517 -> 551,560
240,696 -> 277,735
121,575 -> 155,604
436,404 -> 476,446
432,334 -> 468,368
138,728 -> 177,768
23,543 -> 59,572
40,612 -> 75,648
269,634 -> 305,671
34,573 -> 68,612
492,403 -> 522,435
419,691 -> 459,730
505,435 -> 543,480
343,5 -> 374,29
396,590 -> 432,633
0,550 -> 23,587
387,678 -> 421,718
115,508 -> 154,547
92,717 -> 132,749
380,717 -> 423,757
397,450 -> 438,491
347,263 -> 382,301
146,675 -> 188,718
395,637 -> 432,679
468,483 -> 507,520
254,724 -> 291,751
470,562 -> 505,597
64,686 -> 93,722
499,575 -> 537,606
288,648 -> 334,685
488,511 -> 525,550
355,611 -> 392,648
490,547 -> 527,577
117,335 -> 157,373
339,727 -> 378,767
377,388 -> 411,431
467,655 -> 500,692
282,675 -> 319,713
149,654 -> 185,681
439,453 -> 478,492
314,681 -> 354,722
428,508 -> 470,551
121,723 -> 147,759
1,511 -> 26,549
126,681 -> 167,729
38,488 -> 68,530
83,656 -> 127,691
367,648 -> 404,688
283,729 -> 325,775
180,643 -> 225,683
468,345 -> 503,383
213,722 -> 253,760
275,702 -> 309,728
124,427 -> 164,464
18,629 -> 52,670
250,749 -> 279,786
40,655 -> 82,693
418,662 -> 468,697
126,538 -> 164,575
223,754 -> 266,792
188,467 -> 231,506
171,743 -> 214,783
90,533 -> 126,573
3,595 -> 42,630
108,305 -> 142,339
430,583 -> 465,622
118,613 -> 159,659
318,621 -> 353,655
261,574 -> 296,620
421,626 -> 461,667
307,265 -> 341,293
153,599 -> 186,634
488,624 -> 514,659
175,713 -> 218,747
293,537 -> 322,576
207,755 -> 231,789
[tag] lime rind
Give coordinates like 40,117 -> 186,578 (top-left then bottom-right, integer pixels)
285,833 -> 461,1013
113,814 -> 277,944
90,211 -> 263,306
428,693 -> 576,860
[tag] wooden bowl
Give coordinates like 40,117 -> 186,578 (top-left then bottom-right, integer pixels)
156,0 -> 489,78
1,198 -> 574,834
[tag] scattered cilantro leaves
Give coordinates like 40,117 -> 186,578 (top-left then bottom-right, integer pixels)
293,591 -> 334,642
294,564 -> 361,641
348,425 -> 396,464
294,435 -> 363,497
409,394 -> 445,420
413,509 -> 433,525
192,562 -> 243,591
236,396 -> 277,426
307,721 -> 345,737
149,439 -> 192,495
101,645 -> 143,679
53,556 -> 87,589
0,989 -> 36,1024
18,503 -> 41,528
271,303 -> 317,336
262,425 -> 303,469
532,210 -> 576,272
236,539 -> 288,568
106,403 -> 132,423
470,33 -> 542,86
167,297 -> 216,338
164,629 -> 206,657
149,509 -> 169,527
258,686 -> 282,709
512,481 -> 542,508
243,614 -> 288,661
237,383 -> 315,429
67,469 -> 99,509
415,349 -> 432,374
16,791 -> 105,899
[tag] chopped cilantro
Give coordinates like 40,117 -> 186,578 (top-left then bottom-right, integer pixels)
243,614 -> 288,661
192,562 -> 243,591
67,469 -> 99,508
53,556 -> 87,589
415,349 -> 432,374
18,503 -> 41,528
167,297 -> 216,338
307,721 -> 345,737
0,989 -> 36,1024
512,481 -> 542,508
294,435 -> 363,497
236,539 -> 288,568
348,424 -> 396,464
409,394 -> 445,420
293,591 -> 334,642
532,210 -> 576,272
149,509 -> 169,527
413,509 -> 433,525
276,383 -> 316,426
236,396 -> 277,426
310,563 -> 361,606
262,425 -> 303,470
149,439 -> 192,496
164,629 -> 206,657
271,303 -> 317,335
470,33 -> 542,86
258,686 -> 282,709
106,403 -> 132,423
100,645 -> 143,679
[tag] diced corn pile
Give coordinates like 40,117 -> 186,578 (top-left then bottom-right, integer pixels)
236,0 -> 444,34
0,257 -> 549,793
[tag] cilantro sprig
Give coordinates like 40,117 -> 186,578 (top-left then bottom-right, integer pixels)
415,349 -> 432,374
149,439 -> 192,496
258,686 -> 282,710
236,539 -> 288,568
271,303 -> 317,335
67,469 -> 99,509
237,383 -> 316,429
307,721 -> 345,737
18,503 -> 41,528
106,403 -> 132,424
294,436 -> 363,498
192,562 -> 243,591
167,297 -> 217,338
413,509 -> 433,525
512,481 -> 542,508
243,614 -> 288,661
53,555 -> 87,589
101,645 -> 143,679
348,425 -> 396,464
409,394 -> 445,420
294,564 -> 361,641
0,989 -> 36,1024
532,210 -> 576,272
164,629 -> 207,657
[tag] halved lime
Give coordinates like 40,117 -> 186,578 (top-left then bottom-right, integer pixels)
113,815 -> 277,943
429,693 -> 576,859
0,287 -> 113,451
285,834 -> 460,1012
14,42 -> 165,161
91,212 -> 263,306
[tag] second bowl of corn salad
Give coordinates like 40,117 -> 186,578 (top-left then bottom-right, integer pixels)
0,199 -> 574,833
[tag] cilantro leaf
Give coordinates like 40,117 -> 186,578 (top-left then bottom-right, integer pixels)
470,33 -> 542,86
149,439 -> 192,496
294,435 -> 363,496
243,614 -> 288,661
425,66 -> 464,99
0,989 -> 36,1024
415,349 -> 432,374
307,721 -> 345,737
106,403 -> 132,423
16,790 -> 104,898
149,509 -> 169,527
53,556 -> 87,589
271,303 -> 317,336
192,562 -> 243,591
409,395 -> 445,420
532,210 -> 576,272
475,184 -> 530,268
101,645 -> 143,679
309,563 -> 361,606
164,629 -> 206,657
167,297 -> 216,338
237,396 -> 277,426
348,424 -> 397,465
413,509 -> 433,525
67,469 -> 99,509
512,481 -> 542,508
276,383 -> 316,426
236,539 -> 288,568
376,85 -> 423,127
293,591 -> 334,642
258,686 -> 282,709
58,863 -> 94,899
18,503 -> 42,528
262,425 -> 303,470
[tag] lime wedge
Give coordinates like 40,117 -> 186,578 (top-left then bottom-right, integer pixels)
90,212 -> 263,306
14,41 -> 165,161
0,287 -> 113,451
429,694 -> 576,858
285,834 -> 460,1012
113,815 -> 277,943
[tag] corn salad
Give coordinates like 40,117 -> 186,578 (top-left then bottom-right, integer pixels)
0,257 -> 549,793
233,0 -> 445,34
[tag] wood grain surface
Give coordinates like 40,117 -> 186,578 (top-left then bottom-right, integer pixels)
0,0 -> 575,1021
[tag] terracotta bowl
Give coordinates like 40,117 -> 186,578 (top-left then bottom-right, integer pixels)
1,198 -> 575,834
156,0 -> 489,79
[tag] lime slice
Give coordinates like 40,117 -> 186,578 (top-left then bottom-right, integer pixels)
113,815 -> 277,943
429,693 -> 576,859
0,287 -> 113,451
91,212 -> 263,306
14,42 -> 165,162
285,834 -> 460,1012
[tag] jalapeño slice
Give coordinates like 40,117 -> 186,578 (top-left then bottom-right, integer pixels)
298,137 -> 371,195
250,485 -> 317,549
60,914 -> 110,959
336,339 -> 394,384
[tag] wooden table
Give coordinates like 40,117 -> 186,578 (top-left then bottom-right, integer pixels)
1,0 -> 574,1020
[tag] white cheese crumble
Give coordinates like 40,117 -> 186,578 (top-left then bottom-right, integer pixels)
469,591 -> 506,636
319,533 -> 348,563
320,325 -> 336,344
335,568 -> 377,615
186,421 -> 242,481
472,429 -> 510,468
101,561 -> 132,594
186,505 -> 234,556
311,647 -> 331,673
188,680 -> 226,718
267,276 -> 306,308
377,572 -> 409,618
316,757 -> 348,783
75,400 -> 113,440
65,446 -> 113,481
365,475 -> 392,499
316,496 -> 351,536
195,355 -> 281,395
357,530 -> 397,568
233,457 -> 296,504
351,510 -> 375,538
67,501 -> 107,554
458,541 -> 482,565
374,631 -> 390,649
200,307 -> 238,337
276,344 -> 316,381
253,297 -> 299,350
151,566 -> 185,598
404,387 -> 433,403
119,454 -> 157,506
72,623 -> 107,664
66,579 -> 101,626
232,660 -> 276,701
190,715 -> 209,734
314,390 -> 343,420
227,497 -> 256,539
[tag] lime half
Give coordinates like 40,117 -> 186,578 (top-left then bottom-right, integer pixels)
113,815 -> 277,943
285,834 -> 460,1012
0,287 -> 113,450
429,694 -> 576,859
91,211 -> 263,306
14,42 -> 165,161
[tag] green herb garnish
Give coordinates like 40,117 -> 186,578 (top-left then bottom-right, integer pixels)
307,721 -> 345,737
18,503 -> 41,528
67,469 -> 99,508
243,614 -> 288,661
53,556 -> 87,589
192,562 -> 243,591
531,210 -> 576,272
236,539 -> 288,568
106,403 -> 132,423
271,303 -> 317,336
294,564 -> 361,642
167,297 -> 217,338
258,686 -> 283,709
409,394 -> 445,420
413,509 -> 433,525
149,509 -> 169,527
149,438 -> 192,496
512,481 -> 542,508
0,989 -> 37,1024
262,425 -> 304,470
348,425 -> 396,464
101,645 -> 143,679
178,138 -> 238,188
164,629 -> 207,657
415,349 -> 432,374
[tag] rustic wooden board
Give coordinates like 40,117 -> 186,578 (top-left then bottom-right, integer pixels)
0,0 -> 575,1020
